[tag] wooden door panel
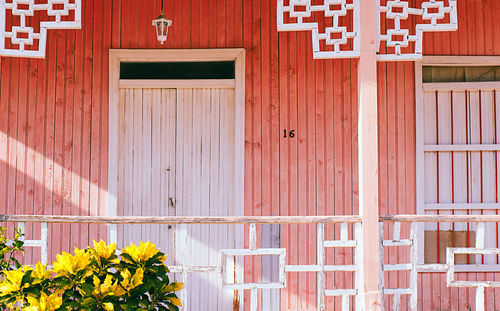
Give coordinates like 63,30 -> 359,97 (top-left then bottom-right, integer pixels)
117,86 -> 238,310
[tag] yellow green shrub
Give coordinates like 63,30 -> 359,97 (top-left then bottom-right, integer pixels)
0,238 -> 182,311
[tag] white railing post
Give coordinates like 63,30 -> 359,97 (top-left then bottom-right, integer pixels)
249,223 -> 257,311
476,286 -> 485,311
475,222 -> 486,311
378,222 -> 385,311
175,224 -> 188,311
40,222 -> 48,265
354,222 -> 362,311
250,287 -> 258,311
476,222 -> 485,249
317,223 -> 326,311
409,223 -> 418,311
249,223 -> 257,250
15,222 -> 48,265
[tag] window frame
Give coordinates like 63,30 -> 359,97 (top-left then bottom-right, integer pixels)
415,56 -> 500,270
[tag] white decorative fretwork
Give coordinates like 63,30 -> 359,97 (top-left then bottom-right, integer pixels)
446,222 -> 500,311
276,0 -> 458,61
377,0 -> 458,61
221,223 -> 286,311
380,222 -> 418,311
218,222 -> 360,311
382,220 -> 500,311
285,223 -> 360,311
0,0 -> 81,58
277,0 -> 360,59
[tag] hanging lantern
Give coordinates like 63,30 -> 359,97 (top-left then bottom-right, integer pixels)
152,0 -> 172,44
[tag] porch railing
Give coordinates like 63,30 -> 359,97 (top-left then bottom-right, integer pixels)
380,215 -> 500,311
2,214 -> 500,310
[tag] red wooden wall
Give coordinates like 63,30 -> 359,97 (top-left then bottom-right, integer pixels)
0,0 -> 499,309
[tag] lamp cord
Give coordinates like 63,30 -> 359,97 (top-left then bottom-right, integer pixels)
161,0 -> 164,15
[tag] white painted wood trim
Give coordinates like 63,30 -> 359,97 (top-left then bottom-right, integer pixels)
110,48 -> 246,62
422,56 -> 500,66
119,79 -> 236,89
425,203 -> 500,211
358,0 -> 382,308
423,144 -> 500,152
108,48 -> 246,246
418,264 -> 500,273
233,49 -> 246,311
415,60 -> 425,263
423,82 -> 500,91
381,215 -> 500,222
108,50 -> 120,244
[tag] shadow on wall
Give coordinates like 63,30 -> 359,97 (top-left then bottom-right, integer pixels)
0,130 -> 108,261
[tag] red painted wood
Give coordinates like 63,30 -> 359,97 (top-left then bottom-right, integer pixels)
16,56 -> 28,263
251,0 -> 263,307
33,43 -> 46,264
80,0 -> 94,250
16,57 -> 27,226
25,58 -> 38,263
89,0 -> 102,243
0,58 -> 8,241
62,28 -> 74,255
53,29 -> 65,255
278,25 -> 290,308
70,18 -> 84,260
324,58 -> 335,310
101,0 -> 113,243
287,29 -> 299,311
44,31 -> 57,257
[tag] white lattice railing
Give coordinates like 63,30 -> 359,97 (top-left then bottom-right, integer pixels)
1,215 -> 361,311
3,214 -> 500,310
380,215 -> 500,311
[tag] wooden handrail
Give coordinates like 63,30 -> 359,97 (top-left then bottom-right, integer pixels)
0,215 -> 362,224
4,214 -> 500,224
380,214 -> 500,222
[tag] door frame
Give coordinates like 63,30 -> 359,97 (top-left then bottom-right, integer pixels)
107,49 -> 246,243
415,55 -> 500,265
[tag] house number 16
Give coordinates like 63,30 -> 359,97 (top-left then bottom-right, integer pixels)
284,129 -> 295,138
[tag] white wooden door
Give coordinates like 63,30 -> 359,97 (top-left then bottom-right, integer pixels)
420,83 -> 500,265
117,86 -> 239,310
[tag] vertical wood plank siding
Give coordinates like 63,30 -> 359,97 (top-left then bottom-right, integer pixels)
0,0 -> 499,309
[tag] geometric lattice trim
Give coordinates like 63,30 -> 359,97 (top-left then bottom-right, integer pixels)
377,0 -> 457,61
277,0 -> 360,59
220,222 -> 361,311
380,222 -> 419,311
220,223 -> 287,291
446,248 -> 500,288
0,0 -> 81,58
221,248 -> 287,290
286,223 -> 360,311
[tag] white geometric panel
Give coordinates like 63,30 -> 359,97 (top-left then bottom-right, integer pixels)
0,0 -> 81,58
377,0 -> 457,61
277,0 -> 360,59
